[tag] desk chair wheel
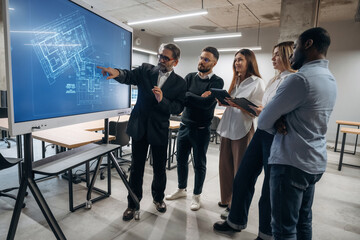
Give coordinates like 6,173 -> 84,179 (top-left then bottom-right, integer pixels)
85,200 -> 92,209
100,171 -> 105,180
134,210 -> 140,220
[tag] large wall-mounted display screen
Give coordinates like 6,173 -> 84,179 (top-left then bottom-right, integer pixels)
3,0 -> 132,135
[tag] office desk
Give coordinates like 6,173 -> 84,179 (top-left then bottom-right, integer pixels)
33,126 -> 115,149
167,121 -> 181,169
0,118 -> 9,130
7,119 -> 139,239
214,108 -> 225,115
73,115 -> 130,132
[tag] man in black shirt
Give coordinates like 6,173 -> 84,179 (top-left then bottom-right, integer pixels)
165,47 -> 224,211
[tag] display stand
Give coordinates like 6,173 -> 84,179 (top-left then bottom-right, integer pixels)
7,119 -> 139,240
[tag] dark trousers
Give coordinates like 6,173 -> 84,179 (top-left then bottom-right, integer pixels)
270,164 -> 322,240
227,129 -> 274,238
127,132 -> 167,209
176,124 -> 210,195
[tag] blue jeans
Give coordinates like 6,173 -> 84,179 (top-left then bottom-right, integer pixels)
176,124 -> 210,195
227,129 -> 274,239
269,164 -> 323,240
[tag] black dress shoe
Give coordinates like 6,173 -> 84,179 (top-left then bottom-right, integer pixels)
213,221 -> 241,234
153,200 -> 167,213
123,207 -> 135,221
218,201 -> 228,208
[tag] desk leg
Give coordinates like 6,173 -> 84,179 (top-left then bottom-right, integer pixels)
338,132 -> 347,171
167,130 -> 172,170
86,156 -> 104,201
41,141 -> 46,158
69,170 -> 74,212
334,124 -> 340,152
16,135 -> 23,184
354,126 -> 359,155
107,155 -> 111,195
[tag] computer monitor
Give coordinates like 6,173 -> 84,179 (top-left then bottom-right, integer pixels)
3,0 -> 132,135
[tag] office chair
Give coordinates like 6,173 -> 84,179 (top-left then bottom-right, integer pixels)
99,121 -> 131,179
0,107 -> 16,148
0,154 -> 25,207
210,116 -> 220,144
109,121 -> 131,163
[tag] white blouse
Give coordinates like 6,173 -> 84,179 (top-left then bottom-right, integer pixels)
262,70 -> 292,107
217,75 -> 265,140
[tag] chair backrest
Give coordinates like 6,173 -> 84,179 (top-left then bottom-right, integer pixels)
109,121 -> 130,146
0,107 -> 8,118
0,153 -> 22,170
170,114 -> 182,121
210,116 -> 220,131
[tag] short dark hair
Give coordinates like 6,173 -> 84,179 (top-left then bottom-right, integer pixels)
202,46 -> 219,60
299,27 -> 331,56
160,43 -> 181,60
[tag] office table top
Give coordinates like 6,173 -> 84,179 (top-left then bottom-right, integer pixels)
169,120 -> 181,130
32,126 -> 115,149
72,115 -> 130,132
0,118 -> 9,131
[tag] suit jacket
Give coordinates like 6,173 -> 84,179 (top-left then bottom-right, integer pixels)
115,63 -> 186,145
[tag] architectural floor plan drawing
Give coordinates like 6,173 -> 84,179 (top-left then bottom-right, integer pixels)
31,11 -> 118,106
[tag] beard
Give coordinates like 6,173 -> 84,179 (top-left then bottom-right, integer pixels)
290,51 -> 306,70
198,64 -> 211,73
158,62 -> 170,72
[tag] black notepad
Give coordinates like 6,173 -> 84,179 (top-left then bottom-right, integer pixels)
210,88 -> 231,105
229,97 -> 258,116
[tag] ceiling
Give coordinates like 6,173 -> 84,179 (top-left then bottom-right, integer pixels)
83,0 -> 358,37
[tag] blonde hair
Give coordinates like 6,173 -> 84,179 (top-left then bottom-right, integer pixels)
228,49 -> 261,94
268,41 -> 296,86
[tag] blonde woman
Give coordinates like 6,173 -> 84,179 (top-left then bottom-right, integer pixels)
214,41 -> 295,240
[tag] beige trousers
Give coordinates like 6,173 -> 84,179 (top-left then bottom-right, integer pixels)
219,125 -> 254,206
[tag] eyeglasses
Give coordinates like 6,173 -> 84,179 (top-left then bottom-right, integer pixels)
157,54 -> 174,62
199,56 -> 212,63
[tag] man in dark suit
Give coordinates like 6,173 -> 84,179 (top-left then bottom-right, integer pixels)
97,43 -> 186,221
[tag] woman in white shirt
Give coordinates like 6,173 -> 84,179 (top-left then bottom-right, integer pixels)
216,49 -> 265,213
214,42 -> 295,240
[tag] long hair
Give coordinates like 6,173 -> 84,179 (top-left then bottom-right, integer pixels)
228,49 -> 261,94
268,41 -> 296,87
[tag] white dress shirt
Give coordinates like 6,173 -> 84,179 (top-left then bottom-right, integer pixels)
157,70 -> 173,88
217,75 -> 265,140
262,70 -> 292,107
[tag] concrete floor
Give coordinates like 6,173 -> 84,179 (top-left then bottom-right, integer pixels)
0,138 -> 359,240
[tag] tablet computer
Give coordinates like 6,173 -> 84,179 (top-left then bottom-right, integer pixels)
210,88 -> 231,105
230,97 -> 258,116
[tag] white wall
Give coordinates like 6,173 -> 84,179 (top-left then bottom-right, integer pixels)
320,20 -> 360,143
163,27 -> 280,84
160,21 -> 360,144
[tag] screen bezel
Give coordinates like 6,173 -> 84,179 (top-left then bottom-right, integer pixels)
3,0 -> 133,136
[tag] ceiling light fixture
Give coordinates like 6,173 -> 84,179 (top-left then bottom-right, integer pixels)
133,47 -> 157,55
218,46 -> 262,52
174,32 -> 242,42
128,9 -> 208,26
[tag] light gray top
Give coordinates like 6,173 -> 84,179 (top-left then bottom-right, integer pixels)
258,59 -> 337,174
